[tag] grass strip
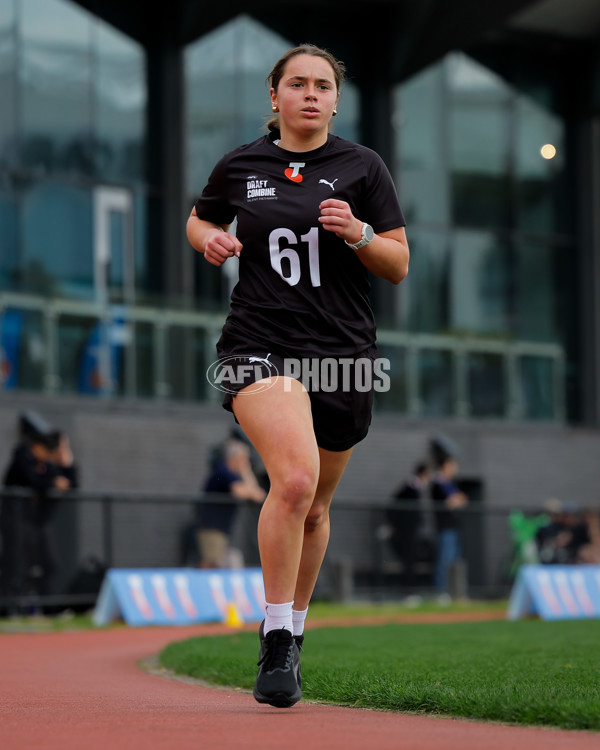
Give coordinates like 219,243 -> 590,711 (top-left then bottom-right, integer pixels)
159,619 -> 600,731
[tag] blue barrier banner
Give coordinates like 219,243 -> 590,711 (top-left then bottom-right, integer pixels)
92,568 -> 265,627
507,564 -> 600,620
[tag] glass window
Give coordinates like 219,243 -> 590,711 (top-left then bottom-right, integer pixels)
165,325 -> 209,401
446,52 -> 510,97
520,356 -> 555,420
0,182 -> 18,288
57,314 -> 99,394
394,50 -> 570,422
167,326 -> 193,400
373,344 -> 407,412
0,0 -> 17,170
448,55 -> 511,228
134,320 -> 154,398
419,349 -> 454,416
21,181 -> 93,297
57,313 -> 129,396
515,95 -> 564,234
394,65 -> 449,226
450,102 -> 511,227
396,227 -> 449,333
514,239 -> 560,343
20,0 -> 93,176
468,352 -> 505,417
94,20 -> 145,182
450,230 -> 510,336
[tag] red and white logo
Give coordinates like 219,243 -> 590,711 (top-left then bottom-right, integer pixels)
285,162 -> 305,183
231,573 -> 254,617
127,574 -> 153,619
151,574 -> 175,618
174,573 -> 198,618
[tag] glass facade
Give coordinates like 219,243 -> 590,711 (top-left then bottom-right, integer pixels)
0,0 -> 146,301
0,5 -> 570,420
392,52 -> 570,419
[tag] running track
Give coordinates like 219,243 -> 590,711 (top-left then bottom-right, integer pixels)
0,621 -> 598,750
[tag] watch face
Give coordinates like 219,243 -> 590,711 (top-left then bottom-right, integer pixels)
364,224 -> 375,242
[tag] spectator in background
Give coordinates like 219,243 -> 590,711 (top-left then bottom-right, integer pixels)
431,454 -> 469,599
48,430 -> 79,490
1,427 -> 78,610
387,462 -> 430,587
579,510 -> 600,563
196,438 -> 266,568
536,500 -> 593,564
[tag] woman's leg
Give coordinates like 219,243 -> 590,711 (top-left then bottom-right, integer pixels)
231,377 -> 320,605
233,377 -> 357,708
293,446 -> 353,611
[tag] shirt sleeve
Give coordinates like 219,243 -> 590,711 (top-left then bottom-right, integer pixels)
194,153 -> 237,226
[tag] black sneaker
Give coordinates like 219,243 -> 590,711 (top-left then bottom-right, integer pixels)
253,621 -> 302,708
294,634 -> 304,689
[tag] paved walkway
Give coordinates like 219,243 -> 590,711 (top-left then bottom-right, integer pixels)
0,623 -> 598,750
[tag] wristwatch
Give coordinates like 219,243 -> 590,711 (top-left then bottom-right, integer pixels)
345,223 -> 375,250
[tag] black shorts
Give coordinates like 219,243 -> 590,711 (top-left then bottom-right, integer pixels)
212,337 -> 380,452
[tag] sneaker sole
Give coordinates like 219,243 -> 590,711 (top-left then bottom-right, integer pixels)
253,686 -> 302,708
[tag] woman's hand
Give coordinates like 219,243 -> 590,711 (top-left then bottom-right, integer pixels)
318,198 -> 410,285
187,210 -> 243,267
203,228 -> 243,267
318,199 -> 363,244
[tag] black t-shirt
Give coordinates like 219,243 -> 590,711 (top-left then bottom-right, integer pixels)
1,442 -> 62,525
431,477 -> 461,531
194,131 -> 405,357
197,462 -> 241,534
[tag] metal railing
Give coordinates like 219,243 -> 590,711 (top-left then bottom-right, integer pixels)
0,291 -> 565,420
0,487 -> 540,615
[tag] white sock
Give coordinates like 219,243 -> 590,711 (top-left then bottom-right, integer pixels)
264,601 -> 294,635
292,606 -> 309,637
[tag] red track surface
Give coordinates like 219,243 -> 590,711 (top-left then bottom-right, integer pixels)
0,622 -> 598,750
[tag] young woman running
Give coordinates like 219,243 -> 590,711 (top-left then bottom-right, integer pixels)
187,43 -> 409,708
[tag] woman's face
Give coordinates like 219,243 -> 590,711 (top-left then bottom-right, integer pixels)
270,54 -> 338,141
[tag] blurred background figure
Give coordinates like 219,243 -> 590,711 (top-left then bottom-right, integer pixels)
430,437 -> 469,600
535,499 -> 594,565
48,430 -> 79,490
195,437 -> 266,569
0,412 -> 78,613
579,510 -> 600,564
387,461 -> 430,588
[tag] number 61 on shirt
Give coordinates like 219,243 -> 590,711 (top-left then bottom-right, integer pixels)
269,227 -> 320,287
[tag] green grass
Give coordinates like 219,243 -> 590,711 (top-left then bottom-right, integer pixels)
305,598 -> 508,617
0,612 -> 97,633
159,618 -> 600,731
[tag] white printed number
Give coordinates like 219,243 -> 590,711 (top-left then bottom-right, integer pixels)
268,227 -> 321,287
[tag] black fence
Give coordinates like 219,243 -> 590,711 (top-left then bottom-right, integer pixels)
0,487 -> 535,616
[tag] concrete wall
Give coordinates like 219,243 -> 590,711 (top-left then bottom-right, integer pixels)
2,390 -> 600,598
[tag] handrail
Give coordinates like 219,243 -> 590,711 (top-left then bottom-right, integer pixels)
0,290 -> 565,420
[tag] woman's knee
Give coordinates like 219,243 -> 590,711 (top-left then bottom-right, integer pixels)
272,465 -> 319,513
